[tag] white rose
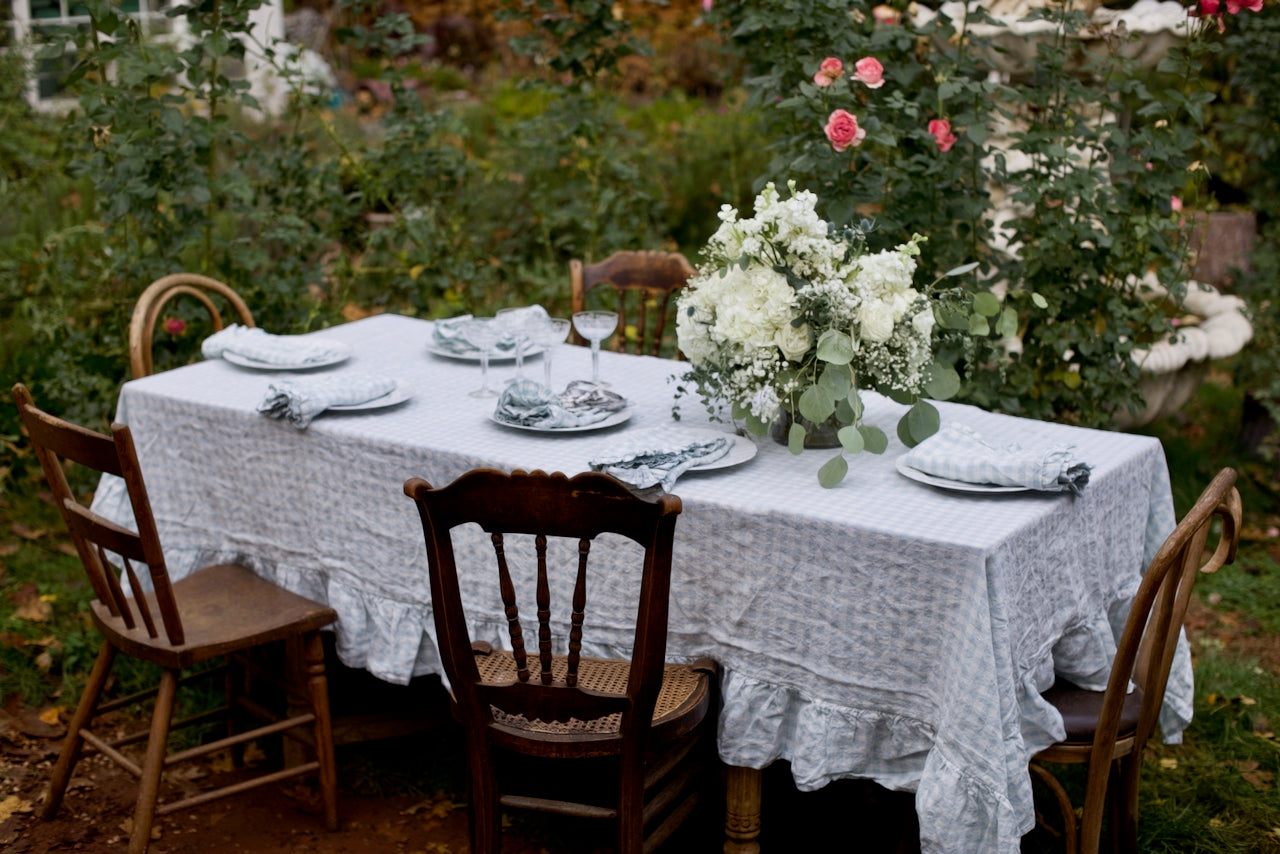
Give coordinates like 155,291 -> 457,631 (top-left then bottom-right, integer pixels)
859,300 -> 896,343
911,306 -> 936,338
774,322 -> 812,361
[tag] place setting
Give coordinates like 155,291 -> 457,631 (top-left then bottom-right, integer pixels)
893,422 -> 1092,495
200,324 -> 408,428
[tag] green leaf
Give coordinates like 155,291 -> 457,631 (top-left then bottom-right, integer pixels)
787,422 -> 806,455
898,416 -> 916,447
923,362 -> 961,401
816,329 -> 854,365
818,454 -> 849,488
997,306 -> 1019,338
859,425 -> 889,454
1031,293 -> 1048,309
798,385 -> 835,423
906,400 -> 941,444
818,365 -> 852,398
968,314 -> 990,336
745,413 -> 769,436
944,261 -> 980,277
972,292 -> 1001,317
838,425 -> 865,453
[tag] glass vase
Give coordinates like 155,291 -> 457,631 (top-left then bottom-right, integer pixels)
769,409 -> 843,449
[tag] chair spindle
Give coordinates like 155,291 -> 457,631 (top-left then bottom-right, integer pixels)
535,534 -> 554,686
492,533 -> 529,682
567,539 -> 590,688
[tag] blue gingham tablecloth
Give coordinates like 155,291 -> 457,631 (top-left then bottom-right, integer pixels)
91,314 -> 1179,854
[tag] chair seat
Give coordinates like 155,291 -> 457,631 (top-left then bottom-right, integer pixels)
92,563 -> 337,670
1042,679 -> 1145,743
476,650 -> 713,744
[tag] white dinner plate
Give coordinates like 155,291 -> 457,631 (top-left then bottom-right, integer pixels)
607,427 -> 758,473
326,381 -> 411,412
488,408 -> 632,433
221,342 -> 351,371
425,343 -> 543,362
894,456 -> 1031,494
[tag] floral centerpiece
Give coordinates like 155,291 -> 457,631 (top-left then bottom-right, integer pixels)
675,182 -> 990,487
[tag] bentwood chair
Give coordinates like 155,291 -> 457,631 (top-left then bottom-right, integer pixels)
570,250 -> 695,357
129,273 -> 255,377
13,383 -> 339,854
1032,467 -> 1241,854
404,469 -> 718,854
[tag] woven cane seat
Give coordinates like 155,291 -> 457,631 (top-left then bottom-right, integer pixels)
476,650 -> 712,739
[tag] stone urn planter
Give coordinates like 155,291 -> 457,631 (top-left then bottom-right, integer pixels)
1113,275 -> 1253,428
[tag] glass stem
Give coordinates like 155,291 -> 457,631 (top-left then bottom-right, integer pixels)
480,353 -> 491,393
543,351 -> 553,388
591,341 -> 601,383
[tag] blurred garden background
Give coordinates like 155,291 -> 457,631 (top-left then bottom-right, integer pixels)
2,0 -> 1280,849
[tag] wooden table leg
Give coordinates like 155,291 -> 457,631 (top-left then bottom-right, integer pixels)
724,765 -> 762,854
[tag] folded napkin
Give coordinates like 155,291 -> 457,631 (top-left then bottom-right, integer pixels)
258,373 -> 397,429
202,324 -> 346,367
901,423 -> 1091,494
590,427 -> 732,492
432,306 -> 549,355
493,379 -> 626,429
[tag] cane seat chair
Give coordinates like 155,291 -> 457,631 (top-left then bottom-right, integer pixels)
1031,467 -> 1241,854
12,383 -> 338,854
570,250 -> 695,357
404,468 -> 718,854
129,273 -> 255,378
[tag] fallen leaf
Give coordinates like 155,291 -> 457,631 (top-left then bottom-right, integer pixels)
0,543 -> 19,556
1209,817 -> 1223,827
55,541 -> 78,556
10,523 -> 47,540
1159,758 -> 1178,770
0,795 -> 34,822
1242,769 -> 1274,791
38,706 -> 62,726
1240,695 -> 1258,706
34,650 -> 53,671
11,584 -> 52,622
341,303 -> 370,321
1207,592 -> 1223,605
1235,759 -> 1260,773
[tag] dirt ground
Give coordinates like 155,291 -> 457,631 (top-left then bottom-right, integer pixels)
0,691 -> 920,854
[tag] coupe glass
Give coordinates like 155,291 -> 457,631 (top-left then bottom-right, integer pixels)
532,317 -> 572,389
461,317 -> 500,398
495,307 -> 536,381
572,310 -> 618,387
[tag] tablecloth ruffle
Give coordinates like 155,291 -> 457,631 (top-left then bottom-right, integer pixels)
716,669 -> 1031,853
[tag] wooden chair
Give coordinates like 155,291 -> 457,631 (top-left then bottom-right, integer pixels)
404,468 -> 718,854
570,250 -> 695,357
12,383 -> 338,854
1031,467 -> 1242,854
129,273 -> 255,378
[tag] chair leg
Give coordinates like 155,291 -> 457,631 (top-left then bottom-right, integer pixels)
128,668 -> 178,854
1115,755 -> 1140,853
43,641 -> 117,820
303,631 -> 339,831
617,751 -> 645,854
466,738 -> 502,854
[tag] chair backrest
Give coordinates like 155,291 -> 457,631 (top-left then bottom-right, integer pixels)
570,250 -> 695,357
129,273 -> 255,378
12,383 -> 186,646
404,469 -> 682,740
1089,466 -> 1240,779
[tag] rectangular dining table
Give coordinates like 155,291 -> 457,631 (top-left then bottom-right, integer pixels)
90,312 -> 1182,854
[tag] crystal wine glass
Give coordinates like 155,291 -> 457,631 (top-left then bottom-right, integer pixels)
532,317 -> 572,389
572,310 -> 618,387
461,317 -> 500,398
495,307 -> 535,381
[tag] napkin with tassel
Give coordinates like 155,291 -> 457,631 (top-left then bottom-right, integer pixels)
258,373 -> 398,429
900,423 -> 1091,494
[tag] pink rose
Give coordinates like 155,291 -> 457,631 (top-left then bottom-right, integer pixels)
164,317 -> 187,336
928,118 -> 958,152
1226,0 -> 1261,12
872,4 -> 902,25
853,57 -> 885,89
814,57 -> 844,87
1171,195 -> 1183,212
825,109 -> 866,152
702,0 -> 713,11
1200,0 -> 1220,13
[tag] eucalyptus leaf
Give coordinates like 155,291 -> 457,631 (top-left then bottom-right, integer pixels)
898,415 -> 917,448
816,329 -> 854,365
997,306 -> 1019,338
906,400 -> 941,443
818,364 -> 852,398
788,422 -> 806,455
969,315 -> 990,336
837,425 -> 865,453
859,425 -> 889,454
945,261 -> 980,277
818,454 -> 849,488
923,362 -> 961,401
798,385 -> 835,422
972,292 -> 1001,317
1031,293 -> 1049,309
